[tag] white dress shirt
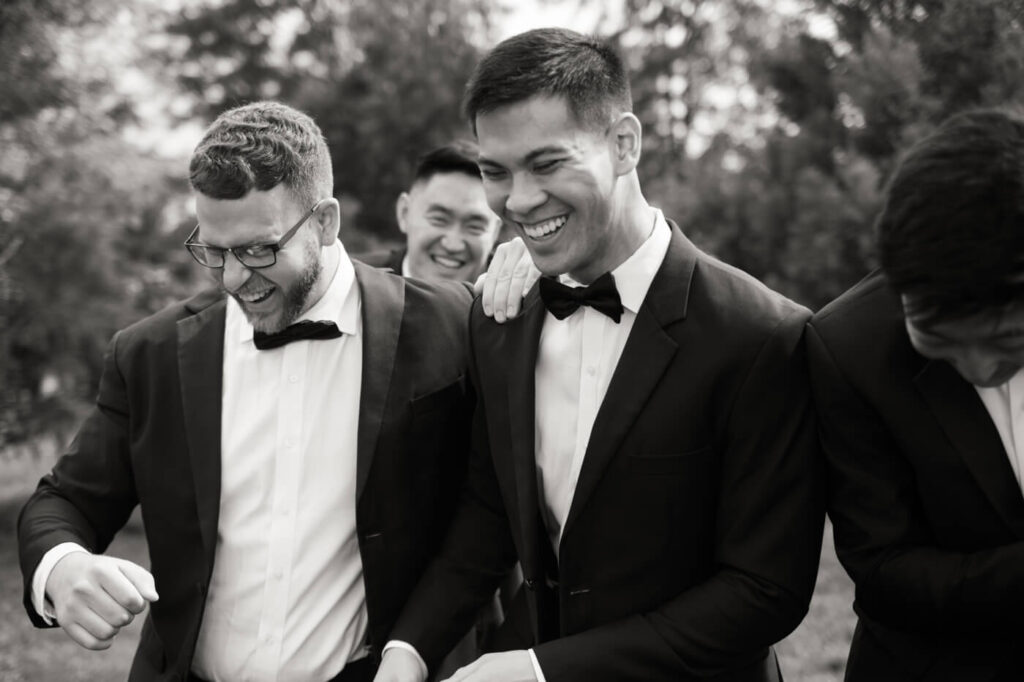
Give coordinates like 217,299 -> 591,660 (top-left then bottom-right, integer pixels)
524,210 -> 669,681
975,369 -> 1024,493
534,210 -> 670,550
34,243 -> 370,682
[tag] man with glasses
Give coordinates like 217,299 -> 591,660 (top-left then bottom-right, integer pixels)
18,101 -> 475,682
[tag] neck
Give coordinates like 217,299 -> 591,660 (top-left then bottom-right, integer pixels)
570,177 -> 654,284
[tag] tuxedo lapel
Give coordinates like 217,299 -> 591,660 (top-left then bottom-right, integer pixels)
353,261 -> 404,500
915,359 -> 1024,538
177,290 -> 227,572
505,285 -> 548,574
563,227 -> 696,537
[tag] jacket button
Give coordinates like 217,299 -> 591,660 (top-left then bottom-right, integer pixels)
524,578 -> 536,590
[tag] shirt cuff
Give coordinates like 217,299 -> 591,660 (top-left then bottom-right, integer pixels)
32,542 -> 90,624
528,648 -> 546,682
382,640 -> 428,681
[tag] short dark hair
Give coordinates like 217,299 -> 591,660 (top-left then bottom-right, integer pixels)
877,107 -> 1024,325
189,101 -> 332,208
463,28 -> 632,133
412,140 -> 482,186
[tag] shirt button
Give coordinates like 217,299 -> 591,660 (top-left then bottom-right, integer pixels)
284,440 -> 294,448
586,366 -> 596,376
288,375 -> 299,383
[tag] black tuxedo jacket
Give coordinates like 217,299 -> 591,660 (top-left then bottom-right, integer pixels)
18,261 -> 474,682
807,271 -> 1024,682
392,225 -> 825,681
354,247 -> 406,275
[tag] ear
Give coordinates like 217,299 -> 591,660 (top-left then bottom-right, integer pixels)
313,197 -> 341,246
609,112 -> 642,176
396,192 -> 411,235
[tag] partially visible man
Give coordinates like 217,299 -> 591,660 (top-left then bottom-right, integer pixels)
807,108 -> 1024,681
17,101 -> 474,682
379,28 -> 824,682
359,141 -> 501,282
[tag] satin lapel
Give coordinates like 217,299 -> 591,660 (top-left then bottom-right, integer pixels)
353,261 -> 404,501
915,359 -> 1024,538
506,285 -> 547,574
177,294 -> 227,573
563,226 -> 696,537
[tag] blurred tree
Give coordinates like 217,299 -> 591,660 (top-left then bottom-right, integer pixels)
153,0 -> 503,241
1,0 -> 191,448
612,0 -> 1024,308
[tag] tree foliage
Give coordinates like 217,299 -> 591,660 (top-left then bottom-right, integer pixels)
153,0 -> 501,240
0,0 -> 191,446
617,0 -> 1024,308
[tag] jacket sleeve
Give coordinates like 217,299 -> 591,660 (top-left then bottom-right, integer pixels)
17,330 -> 139,628
387,311 -> 520,671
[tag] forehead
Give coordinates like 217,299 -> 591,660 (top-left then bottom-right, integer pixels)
475,95 -> 594,162
412,172 -> 489,207
195,185 -> 300,243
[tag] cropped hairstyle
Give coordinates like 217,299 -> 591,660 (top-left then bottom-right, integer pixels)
189,101 -> 333,209
463,28 -> 632,134
877,107 -> 1024,326
412,140 -> 482,186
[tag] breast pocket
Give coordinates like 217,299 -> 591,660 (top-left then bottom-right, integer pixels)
410,375 -> 465,418
626,446 -> 712,474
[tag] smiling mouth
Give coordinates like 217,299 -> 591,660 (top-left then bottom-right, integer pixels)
519,215 -> 568,241
430,254 -> 467,270
236,287 -> 275,305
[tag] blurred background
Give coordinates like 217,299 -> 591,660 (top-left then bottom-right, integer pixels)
1,0 -> 1022,679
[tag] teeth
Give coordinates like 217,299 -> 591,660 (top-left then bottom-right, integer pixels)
521,215 -> 567,240
431,256 -> 465,269
239,289 -> 273,303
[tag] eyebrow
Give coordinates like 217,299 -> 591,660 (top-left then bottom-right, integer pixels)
478,145 -> 568,167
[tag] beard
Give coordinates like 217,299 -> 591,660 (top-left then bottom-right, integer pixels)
230,241 -> 323,333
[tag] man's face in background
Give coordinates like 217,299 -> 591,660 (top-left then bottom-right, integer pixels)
396,171 -> 500,282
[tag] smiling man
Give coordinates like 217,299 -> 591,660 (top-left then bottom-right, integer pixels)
359,141 -> 501,283
807,108 -> 1024,682
17,101 -> 476,682
377,28 -> 824,682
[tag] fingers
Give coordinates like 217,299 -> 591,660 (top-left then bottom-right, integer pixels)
503,250 -> 539,320
66,604 -> 128,648
63,620 -> 116,651
47,554 -> 156,652
481,244 -> 510,319
115,559 -> 159,604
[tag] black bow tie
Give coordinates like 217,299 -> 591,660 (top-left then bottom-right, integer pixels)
253,320 -> 342,350
538,272 -> 624,323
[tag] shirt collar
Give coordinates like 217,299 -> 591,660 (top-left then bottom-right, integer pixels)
230,242 -> 360,344
559,209 -> 671,314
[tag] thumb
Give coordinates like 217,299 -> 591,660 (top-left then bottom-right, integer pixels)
115,560 -> 159,602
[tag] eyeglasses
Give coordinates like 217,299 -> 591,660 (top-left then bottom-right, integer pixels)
184,199 -> 326,269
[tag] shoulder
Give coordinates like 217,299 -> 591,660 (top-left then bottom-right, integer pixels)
810,271 -> 903,344
682,241 -> 811,343
807,270 -> 916,373
115,288 -> 224,347
352,247 -> 404,272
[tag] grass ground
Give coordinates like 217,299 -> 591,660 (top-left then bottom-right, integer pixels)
0,450 -> 855,681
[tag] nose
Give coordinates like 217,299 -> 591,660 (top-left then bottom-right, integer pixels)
440,232 -> 467,253
221,251 -> 253,292
505,172 -> 546,217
